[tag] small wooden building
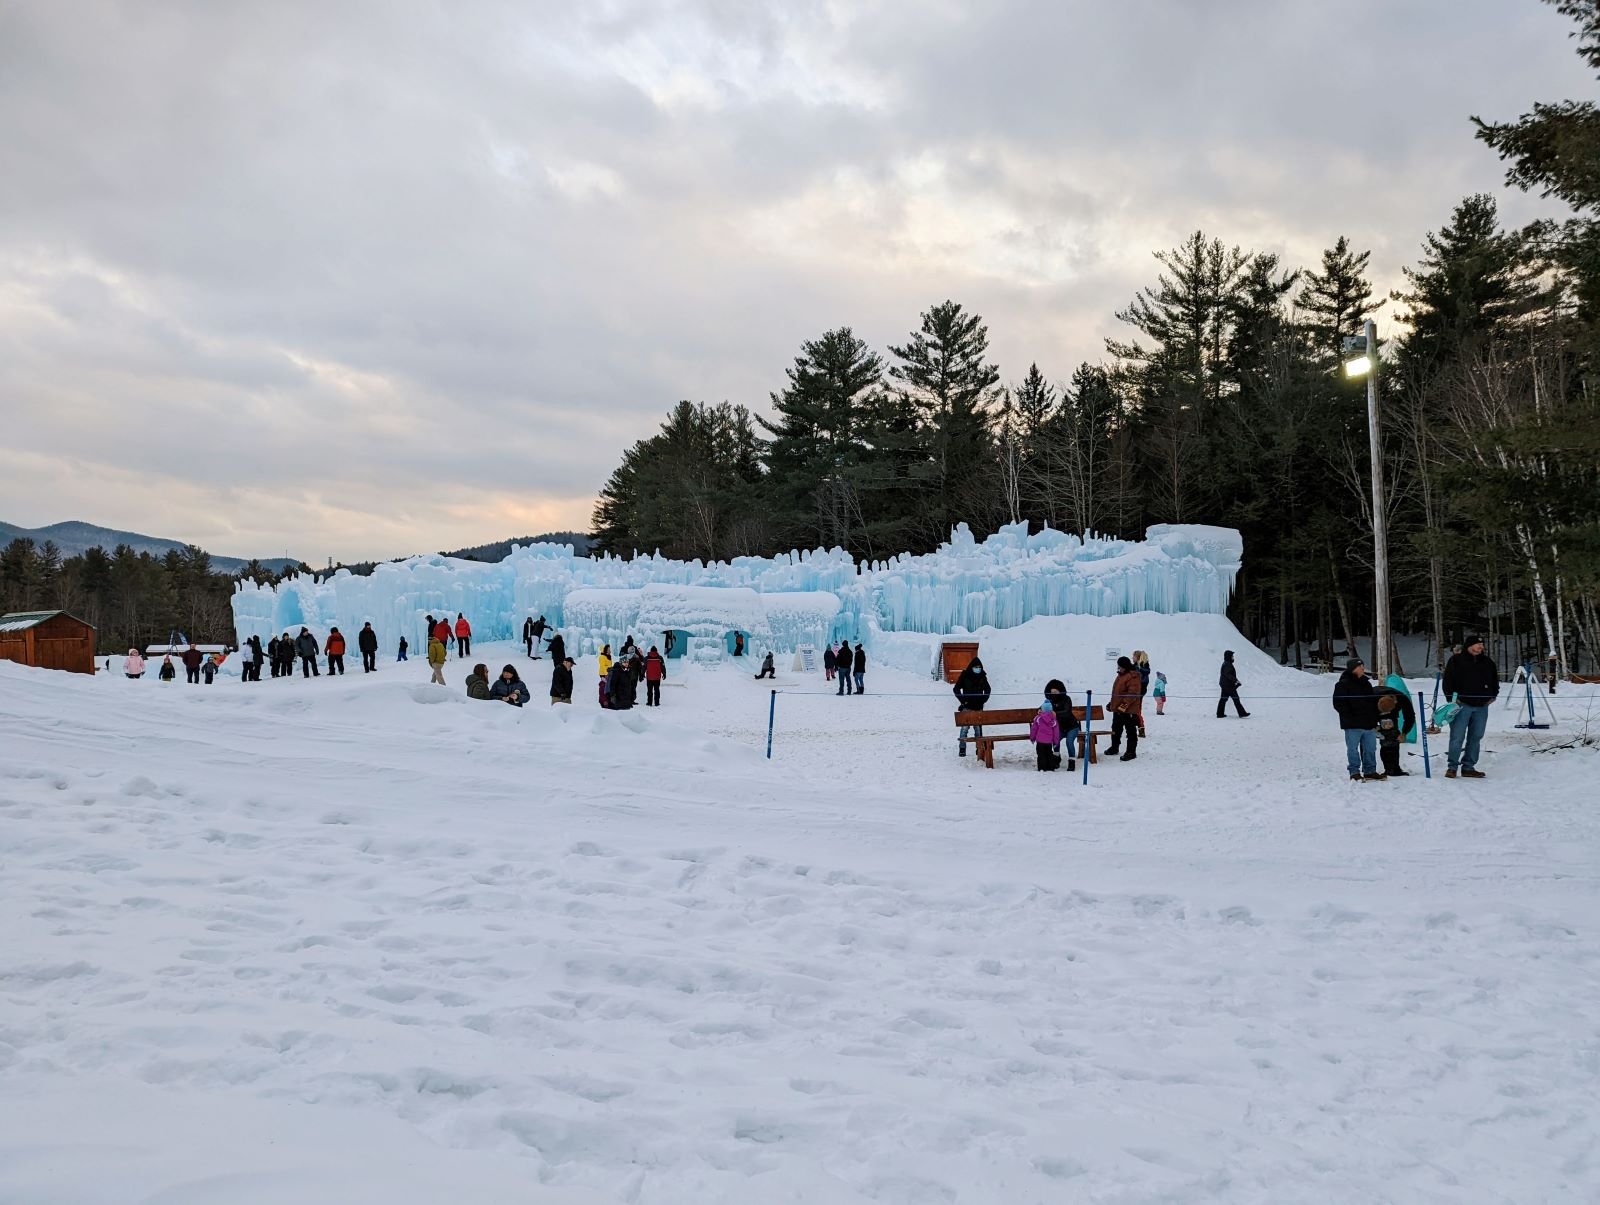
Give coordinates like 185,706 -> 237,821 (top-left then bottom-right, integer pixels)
0,610 -> 97,675
940,640 -> 980,683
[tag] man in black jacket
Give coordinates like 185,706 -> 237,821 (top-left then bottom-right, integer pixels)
295,628 -> 320,678
1217,651 -> 1250,718
1442,635 -> 1499,778
358,622 -> 379,672
550,656 -> 574,704
1333,658 -> 1382,781
836,641 -> 854,696
523,616 -> 535,657
852,643 -> 867,694
953,657 -> 991,757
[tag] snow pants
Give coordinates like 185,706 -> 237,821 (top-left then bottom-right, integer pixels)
646,680 -> 661,706
1217,687 -> 1247,717
1036,742 -> 1060,771
458,636 -> 470,657
1379,738 -> 1404,776
328,654 -> 344,675
1109,711 -> 1138,756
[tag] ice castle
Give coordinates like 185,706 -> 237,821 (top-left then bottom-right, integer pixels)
231,523 -> 1241,671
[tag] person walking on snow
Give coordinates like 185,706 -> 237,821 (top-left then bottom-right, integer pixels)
325,627 -> 346,675
1333,658 -> 1382,781
182,644 -> 203,684
644,645 -> 665,705
201,654 -> 218,685
754,651 -> 776,680
426,633 -> 447,685
433,616 -> 452,653
836,641 -> 854,695
490,664 -> 528,706
953,657 -> 991,757
1217,651 -> 1250,718
356,622 -> 378,672
397,635 -> 409,661
1374,687 -> 1416,777
852,643 -> 866,694
1044,679 -> 1080,771
454,613 -> 472,657
465,663 -> 491,700
1442,635 -> 1498,779
1153,671 -> 1168,715
158,655 -> 176,682
124,648 -> 146,679
550,656 -> 574,704
1031,699 -> 1062,771
295,628 -> 320,677
1106,656 -> 1142,761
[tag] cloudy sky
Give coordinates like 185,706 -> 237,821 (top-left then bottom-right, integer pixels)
1,0 -> 1591,564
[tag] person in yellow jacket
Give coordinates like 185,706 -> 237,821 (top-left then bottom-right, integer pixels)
597,644 -> 613,708
427,635 -> 448,685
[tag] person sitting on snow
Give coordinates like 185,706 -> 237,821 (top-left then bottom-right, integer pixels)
490,664 -> 529,706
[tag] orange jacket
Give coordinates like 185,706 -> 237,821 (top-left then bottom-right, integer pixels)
454,618 -> 471,638
433,620 -> 450,642
1110,668 -> 1143,713
326,632 -> 346,655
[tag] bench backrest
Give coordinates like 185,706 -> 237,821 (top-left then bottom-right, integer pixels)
954,705 -> 1103,726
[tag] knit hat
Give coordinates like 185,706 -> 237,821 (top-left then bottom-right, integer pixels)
1039,699 -> 1053,713
1465,634 -> 1484,648
1117,655 -> 1134,670
1346,658 -> 1364,672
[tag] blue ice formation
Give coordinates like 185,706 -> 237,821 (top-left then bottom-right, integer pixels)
231,522 -> 1241,663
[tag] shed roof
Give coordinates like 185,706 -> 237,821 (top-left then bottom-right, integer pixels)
0,610 -> 93,633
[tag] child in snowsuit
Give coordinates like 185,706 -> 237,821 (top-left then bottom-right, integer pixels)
158,656 -> 176,683
1031,699 -> 1062,771
201,655 -> 218,685
1153,671 -> 1168,715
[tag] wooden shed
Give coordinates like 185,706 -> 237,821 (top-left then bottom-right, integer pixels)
940,640 -> 980,683
0,610 -> 97,675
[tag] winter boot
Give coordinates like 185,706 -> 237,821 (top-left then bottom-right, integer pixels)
1363,772 -> 1385,782
1350,773 -> 1362,782
1462,769 -> 1486,779
1066,759 -> 1076,772
1120,752 -> 1136,762
1444,768 -> 1457,779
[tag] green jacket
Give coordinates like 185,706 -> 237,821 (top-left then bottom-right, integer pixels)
465,672 -> 490,700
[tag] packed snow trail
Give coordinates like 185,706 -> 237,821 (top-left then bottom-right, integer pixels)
2,617 -> 1597,1203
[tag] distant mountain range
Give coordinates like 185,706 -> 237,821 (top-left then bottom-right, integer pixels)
441,532 -> 594,561
0,520 -> 302,574
1,519 -> 593,575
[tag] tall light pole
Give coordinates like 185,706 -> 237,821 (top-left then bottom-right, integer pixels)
1344,319 -> 1391,677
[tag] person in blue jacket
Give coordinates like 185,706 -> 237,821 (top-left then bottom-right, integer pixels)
489,664 -> 529,707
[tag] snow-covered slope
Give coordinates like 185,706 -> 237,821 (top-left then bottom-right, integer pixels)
2,615 -> 1597,1203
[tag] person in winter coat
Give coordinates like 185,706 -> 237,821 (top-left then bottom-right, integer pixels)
294,628 -> 320,678
489,664 -> 528,706
1441,635 -> 1499,779
267,636 -> 280,677
1217,651 -> 1250,718
158,655 -> 176,682
1044,678 -> 1080,771
550,656 -> 575,704
1374,687 -> 1416,777
545,633 -> 566,665
732,632 -> 745,658
325,627 -> 347,675
182,644 -> 204,684
1031,699 -> 1062,771
530,615 -> 548,658
397,635 -> 409,661
852,643 -> 867,694
465,663 -> 491,700
754,651 -> 776,680
1133,650 -> 1151,737
835,642 -> 853,695
1153,671 -> 1168,715
1333,658 -> 1382,781
280,633 -> 297,677
644,646 -> 665,706
433,617 -> 452,652
124,648 -> 146,679
605,660 -> 636,710
953,658 -> 992,757
597,644 -> 613,708
629,648 -> 646,685
621,635 -> 636,658
201,654 -> 218,685
823,644 -> 837,681
357,622 -> 379,672
427,635 -> 447,685
523,616 -> 536,657
454,614 -> 472,657
248,634 -> 265,681
1106,656 -> 1142,761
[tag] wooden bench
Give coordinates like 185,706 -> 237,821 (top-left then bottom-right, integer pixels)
954,706 -> 1108,769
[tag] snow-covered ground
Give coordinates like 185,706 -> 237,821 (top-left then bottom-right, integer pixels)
3,613 -> 1598,1203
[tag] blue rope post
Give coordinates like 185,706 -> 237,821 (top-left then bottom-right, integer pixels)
766,689 -> 777,760
1419,692 -> 1431,779
1081,689 -> 1092,786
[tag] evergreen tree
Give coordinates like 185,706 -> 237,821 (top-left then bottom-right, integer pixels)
888,300 -> 1001,544
1297,236 -> 1379,362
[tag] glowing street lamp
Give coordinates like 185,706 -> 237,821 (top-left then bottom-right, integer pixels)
1343,319 -> 1390,678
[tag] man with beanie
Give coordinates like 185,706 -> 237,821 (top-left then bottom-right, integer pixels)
1217,650 -> 1250,718
1333,658 -> 1382,781
1442,635 -> 1499,778
1106,656 -> 1143,761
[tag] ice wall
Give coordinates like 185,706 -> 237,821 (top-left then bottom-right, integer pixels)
231,523 -> 1242,658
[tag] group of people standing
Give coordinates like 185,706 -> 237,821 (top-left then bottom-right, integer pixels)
823,641 -> 867,695
123,646 -> 224,685
595,637 -> 667,709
